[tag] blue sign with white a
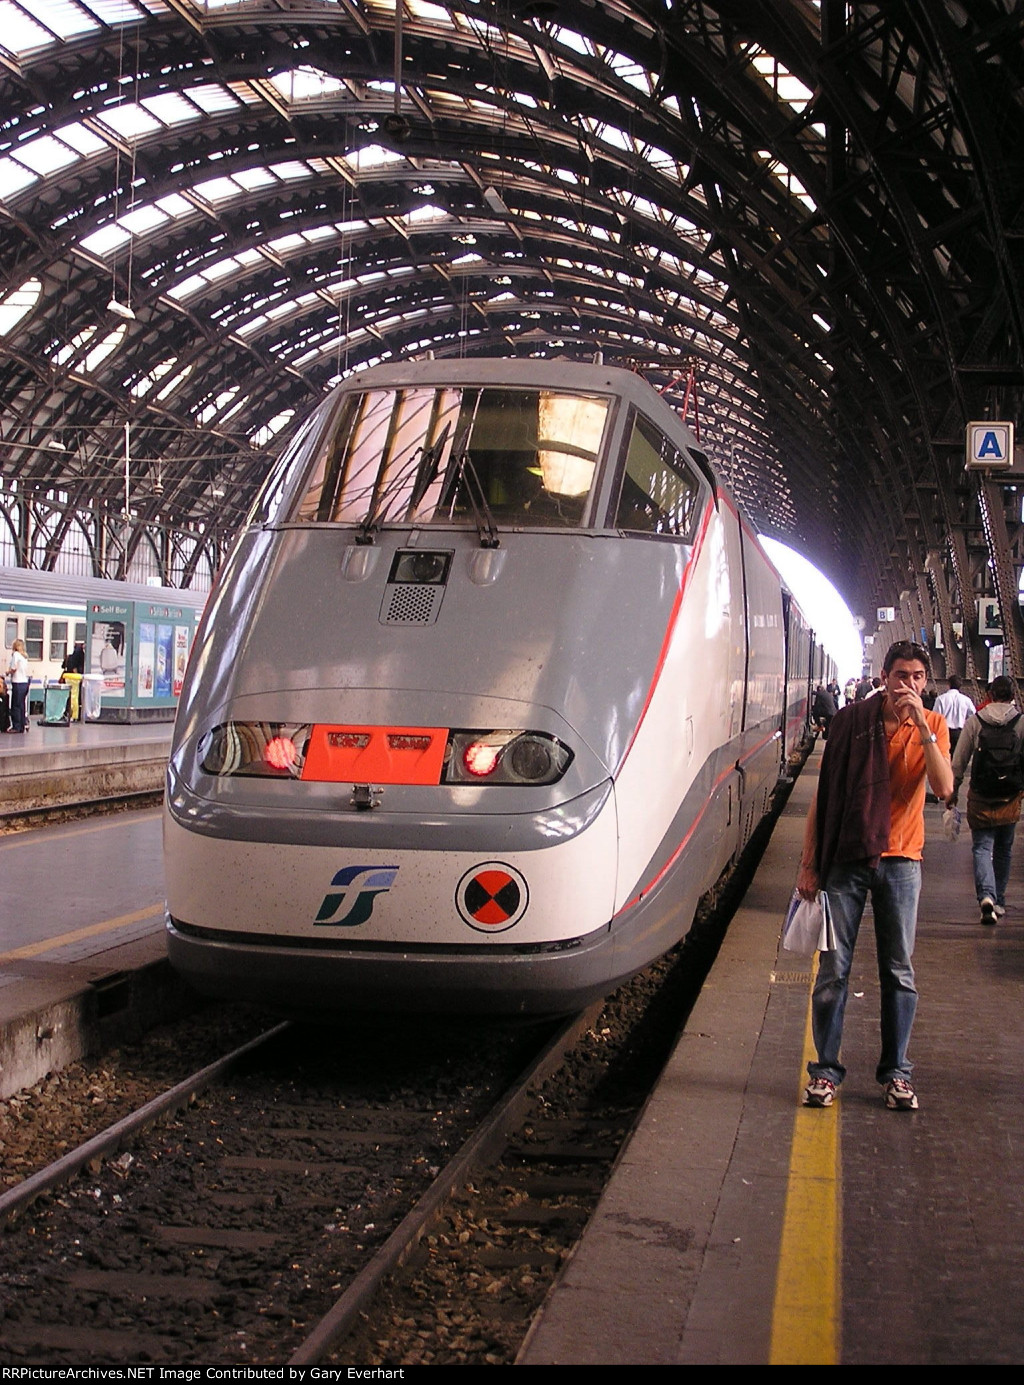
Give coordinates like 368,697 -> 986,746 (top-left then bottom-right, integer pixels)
966,421 -> 1014,469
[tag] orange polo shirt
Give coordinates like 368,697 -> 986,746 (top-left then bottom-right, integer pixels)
883,708 -> 949,860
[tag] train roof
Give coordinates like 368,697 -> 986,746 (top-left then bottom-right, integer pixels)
0,567 -> 208,611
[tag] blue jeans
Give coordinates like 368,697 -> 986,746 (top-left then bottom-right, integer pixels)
808,856 -> 921,1086
971,824 -> 1015,906
10,681 -> 28,732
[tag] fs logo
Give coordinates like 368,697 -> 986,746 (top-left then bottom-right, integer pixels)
314,865 -> 398,926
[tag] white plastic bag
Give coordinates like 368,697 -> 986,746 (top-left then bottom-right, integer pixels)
942,805 -> 961,841
782,889 -> 835,955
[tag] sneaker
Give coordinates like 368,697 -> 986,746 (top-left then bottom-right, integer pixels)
803,1076 -> 836,1107
884,1077 -> 919,1111
995,903 -> 1006,917
980,898 -> 997,925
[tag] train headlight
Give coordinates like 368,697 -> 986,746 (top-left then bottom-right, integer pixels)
198,722 -> 310,777
444,730 -> 572,785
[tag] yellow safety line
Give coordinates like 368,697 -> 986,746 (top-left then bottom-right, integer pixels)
769,983 -> 842,1365
0,903 -> 164,962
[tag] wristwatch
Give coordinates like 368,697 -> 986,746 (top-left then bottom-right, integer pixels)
920,732 -> 937,744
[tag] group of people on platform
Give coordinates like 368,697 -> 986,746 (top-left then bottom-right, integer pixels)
799,644 -> 1023,1115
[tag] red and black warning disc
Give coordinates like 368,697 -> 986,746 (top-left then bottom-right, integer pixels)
455,861 -> 530,932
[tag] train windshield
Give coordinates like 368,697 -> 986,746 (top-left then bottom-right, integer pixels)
292,386 -> 610,529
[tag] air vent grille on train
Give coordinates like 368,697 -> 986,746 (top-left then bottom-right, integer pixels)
380,583 -> 444,625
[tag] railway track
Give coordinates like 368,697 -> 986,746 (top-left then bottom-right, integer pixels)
0,788 -> 163,834
0,1008 -> 595,1364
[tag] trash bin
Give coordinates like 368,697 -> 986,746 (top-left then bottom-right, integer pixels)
42,680 -> 71,725
81,674 -> 104,721
63,671 -> 83,720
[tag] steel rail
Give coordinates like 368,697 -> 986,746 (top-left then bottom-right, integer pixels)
290,1001 -> 603,1364
0,1023 -> 289,1222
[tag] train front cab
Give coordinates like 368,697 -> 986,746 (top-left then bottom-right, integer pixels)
165,362 -> 793,1015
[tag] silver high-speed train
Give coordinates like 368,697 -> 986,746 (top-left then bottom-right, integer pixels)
164,359 -> 830,1014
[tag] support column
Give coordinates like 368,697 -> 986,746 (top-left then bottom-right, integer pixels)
978,475 -> 1024,681
925,549 -> 960,678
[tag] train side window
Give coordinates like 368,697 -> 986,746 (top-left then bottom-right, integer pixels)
4,617 -> 16,649
50,620 -> 69,663
75,621 -> 87,645
612,413 -> 701,539
25,618 -> 44,662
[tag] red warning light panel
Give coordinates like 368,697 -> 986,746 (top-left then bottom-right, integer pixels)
301,725 -> 448,785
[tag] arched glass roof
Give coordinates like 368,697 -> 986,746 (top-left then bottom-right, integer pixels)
1,0 -> 1022,616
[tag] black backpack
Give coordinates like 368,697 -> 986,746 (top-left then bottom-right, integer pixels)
971,714 -> 1024,799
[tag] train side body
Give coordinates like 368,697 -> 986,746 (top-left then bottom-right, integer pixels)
164,360 -> 814,1014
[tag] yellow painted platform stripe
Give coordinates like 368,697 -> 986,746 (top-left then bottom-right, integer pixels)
0,904 -> 163,962
769,983 -> 841,1364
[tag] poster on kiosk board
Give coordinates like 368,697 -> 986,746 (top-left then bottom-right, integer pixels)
85,598 -> 198,719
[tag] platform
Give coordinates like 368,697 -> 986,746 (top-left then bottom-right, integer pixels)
0,717 -> 171,814
0,792 -> 182,1099
519,743 -> 1024,1365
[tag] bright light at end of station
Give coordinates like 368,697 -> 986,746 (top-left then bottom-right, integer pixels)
760,538 -> 863,684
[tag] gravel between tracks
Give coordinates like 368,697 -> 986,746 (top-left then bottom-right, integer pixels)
0,1004 -> 275,1190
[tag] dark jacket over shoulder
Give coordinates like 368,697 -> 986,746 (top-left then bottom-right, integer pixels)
816,696 -> 892,884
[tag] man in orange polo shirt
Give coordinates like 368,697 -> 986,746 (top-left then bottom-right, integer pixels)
796,640 -> 953,1111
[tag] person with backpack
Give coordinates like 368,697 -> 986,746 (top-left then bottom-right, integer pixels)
948,675 -> 1024,925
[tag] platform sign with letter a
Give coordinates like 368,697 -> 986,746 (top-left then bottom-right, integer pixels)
966,421 -> 1014,470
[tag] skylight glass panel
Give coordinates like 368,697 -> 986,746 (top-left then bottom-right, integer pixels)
53,325 -> 97,367
83,324 -> 126,374
185,84 -> 242,115
0,158 -> 38,197
267,160 -> 316,182
233,167 -> 276,191
156,193 -> 193,218
268,232 -> 305,254
270,67 -> 345,101
193,176 -> 241,204
250,408 -> 295,448
407,0 -> 449,18
1,0 -> 88,50
121,204 -> 168,234
88,1 -> 149,23
550,26 -> 592,57
196,387 -> 239,425
606,52 -> 653,95
167,274 -> 206,301
0,277 -> 41,336
131,355 -> 178,399
202,256 -> 241,282
143,92 -> 202,127
79,223 -> 132,254
155,364 -> 192,401
236,315 -> 268,339
54,122 -> 107,156
97,104 -> 162,139
404,204 -> 446,224
11,134 -> 78,175
348,145 -> 403,172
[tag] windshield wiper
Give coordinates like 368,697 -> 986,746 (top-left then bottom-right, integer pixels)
449,451 -> 500,549
355,445 -> 425,545
407,421 -> 451,516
